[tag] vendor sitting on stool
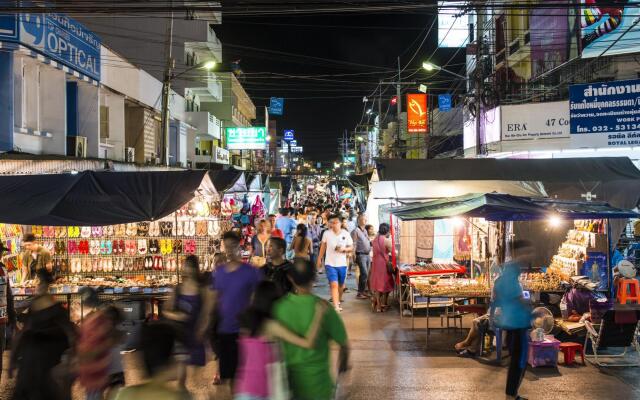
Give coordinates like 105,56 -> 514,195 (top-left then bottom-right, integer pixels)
454,313 -> 492,357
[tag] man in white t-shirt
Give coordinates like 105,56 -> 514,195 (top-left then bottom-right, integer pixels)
317,213 -> 353,311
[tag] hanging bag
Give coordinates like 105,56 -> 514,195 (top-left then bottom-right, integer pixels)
267,341 -> 290,400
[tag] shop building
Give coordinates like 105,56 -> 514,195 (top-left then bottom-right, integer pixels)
77,8 -> 225,167
464,1 -> 640,165
200,72 -> 257,170
0,12 -> 192,166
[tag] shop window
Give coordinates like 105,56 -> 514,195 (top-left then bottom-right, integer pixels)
100,106 -> 110,139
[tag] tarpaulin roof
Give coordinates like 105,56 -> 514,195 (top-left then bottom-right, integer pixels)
376,157 -> 640,182
390,193 -> 639,221
208,169 -> 246,193
0,170 -> 214,226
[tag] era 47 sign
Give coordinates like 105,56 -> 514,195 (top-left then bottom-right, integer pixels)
407,94 -> 428,133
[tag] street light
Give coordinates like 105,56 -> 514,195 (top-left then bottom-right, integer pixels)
421,61 -> 467,80
357,136 -> 364,142
266,135 -> 272,142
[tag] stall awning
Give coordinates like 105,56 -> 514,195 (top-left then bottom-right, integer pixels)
376,157 -> 640,182
208,169 -> 247,193
390,193 -> 639,221
0,170 -> 215,226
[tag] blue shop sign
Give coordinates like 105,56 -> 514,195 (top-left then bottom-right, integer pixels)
569,79 -> 640,136
283,129 -> 294,142
269,97 -> 284,115
0,9 -> 101,80
20,13 -> 101,80
438,94 -> 452,112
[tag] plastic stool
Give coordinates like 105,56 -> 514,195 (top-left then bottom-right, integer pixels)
559,342 -> 585,366
617,278 -> 640,304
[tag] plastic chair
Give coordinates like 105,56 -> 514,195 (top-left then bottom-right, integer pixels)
617,278 -> 640,304
559,342 -> 585,366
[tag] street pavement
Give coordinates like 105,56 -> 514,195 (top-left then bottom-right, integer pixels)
1,272 -> 640,399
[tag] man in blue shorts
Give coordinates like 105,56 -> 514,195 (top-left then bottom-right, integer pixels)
317,213 -> 353,312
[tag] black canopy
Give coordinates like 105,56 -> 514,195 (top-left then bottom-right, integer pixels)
208,169 -> 245,192
0,170 -> 211,226
376,157 -> 640,182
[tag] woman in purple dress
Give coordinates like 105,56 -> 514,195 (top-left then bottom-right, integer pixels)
164,255 -> 210,389
370,223 -> 395,312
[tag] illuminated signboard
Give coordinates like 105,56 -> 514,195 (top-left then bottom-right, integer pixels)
225,127 -> 267,150
407,94 -> 428,133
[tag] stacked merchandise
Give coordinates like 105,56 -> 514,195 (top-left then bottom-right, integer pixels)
413,277 -> 490,297
520,270 -> 565,292
12,197 -> 230,295
0,223 -> 23,280
549,219 -> 607,277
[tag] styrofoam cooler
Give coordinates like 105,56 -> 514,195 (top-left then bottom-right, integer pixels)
528,338 -> 560,367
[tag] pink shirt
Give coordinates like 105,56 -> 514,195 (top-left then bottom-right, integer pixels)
235,337 -> 276,397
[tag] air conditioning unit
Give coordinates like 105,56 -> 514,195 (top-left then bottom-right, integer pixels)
66,136 -> 87,158
125,147 -> 135,163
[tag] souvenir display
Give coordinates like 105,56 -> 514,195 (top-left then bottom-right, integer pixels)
413,277 -> 490,297
550,219 -> 607,277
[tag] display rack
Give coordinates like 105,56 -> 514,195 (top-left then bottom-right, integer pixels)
10,196 -> 230,295
549,219 -> 607,277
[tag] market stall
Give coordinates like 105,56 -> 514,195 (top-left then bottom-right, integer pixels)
0,169 -> 225,322
389,193 -> 639,348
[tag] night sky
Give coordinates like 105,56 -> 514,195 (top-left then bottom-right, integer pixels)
219,6 -> 467,162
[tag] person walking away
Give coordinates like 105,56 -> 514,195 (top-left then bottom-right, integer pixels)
308,214 -> 323,266
198,231 -> 262,394
11,269 -> 77,400
491,240 -> 534,400
234,280 -> 328,400
76,288 -> 124,400
250,219 -> 271,267
276,208 -> 297,259
316,214 -> 353,312
21,232 -> 53,280
351,213 -> 372,300
163,255 -> 211,390
0,241 -> 16,384
264,238 -> 294,295
114,321 -> 192,400
268,215 -> 284,239
290,224 -> 312,260
274,259 -> 349,400
370,223 -> 395,312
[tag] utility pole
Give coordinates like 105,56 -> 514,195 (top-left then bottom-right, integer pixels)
474,7 -> 483,157
160,2 -> 174,166
381,59 -> 415,160
396,57 -> 402,159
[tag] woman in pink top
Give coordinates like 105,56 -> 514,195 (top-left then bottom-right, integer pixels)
235,281 -> 327,400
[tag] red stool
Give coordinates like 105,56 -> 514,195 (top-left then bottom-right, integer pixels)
559,342 -> 585,366
617,278 -> 640,304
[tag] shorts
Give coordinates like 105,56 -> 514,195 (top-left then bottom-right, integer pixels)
325,265 -> 347,285
216,333 -> 240,380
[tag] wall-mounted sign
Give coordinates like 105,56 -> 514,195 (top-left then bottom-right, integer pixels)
581,1 -> 640,59
570,79 -> 640,147
438,94 -> 452,112
269,97 -> 284,115
225,127 -> 267,150
407,94 -> 428,133
18,12 -> 101,80
283,129 -> 294,142
502,101 -> 570,141
0,14 -> 18,41
214,146 -> 230,164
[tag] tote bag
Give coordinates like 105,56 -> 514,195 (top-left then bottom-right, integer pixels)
267,342 -> 291,400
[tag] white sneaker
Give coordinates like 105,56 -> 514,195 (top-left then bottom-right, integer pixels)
335,303 -> 343,312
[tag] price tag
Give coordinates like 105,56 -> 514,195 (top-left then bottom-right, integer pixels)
104,288 -> 114,294
143,288 -> 153,294
114,287 -> 124,294
129,287 -> 140,293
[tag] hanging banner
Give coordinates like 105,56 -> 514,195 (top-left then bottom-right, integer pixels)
438,94 -> 452,112
407,93 -> 428,133
269,97 -> 284,115
569,79 -> 640,148
581,1 -> 640,58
